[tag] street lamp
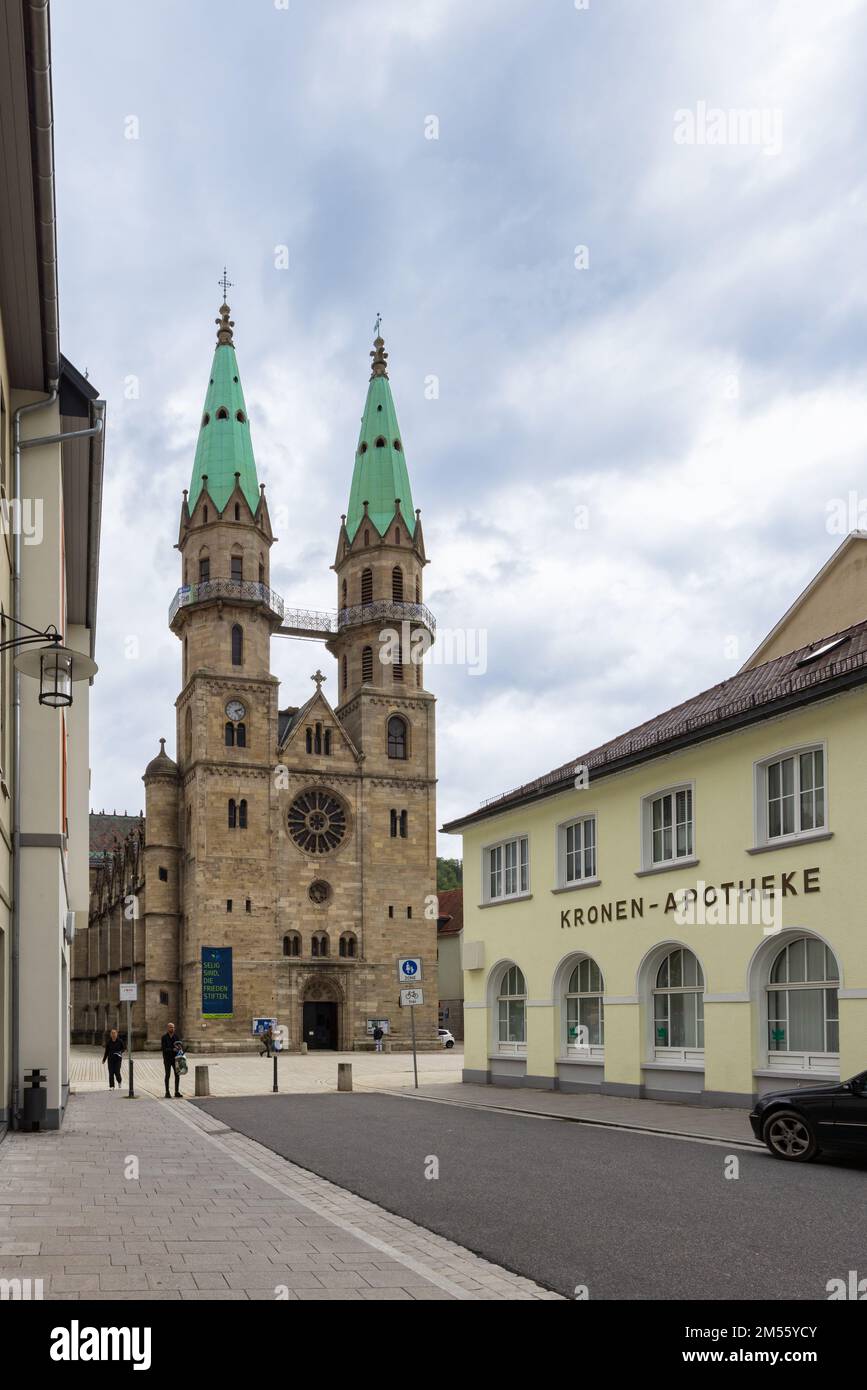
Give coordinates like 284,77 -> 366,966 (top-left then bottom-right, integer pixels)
6,621 -> 98,708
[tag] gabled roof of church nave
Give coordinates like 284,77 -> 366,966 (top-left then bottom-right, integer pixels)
277,679 -> 361,764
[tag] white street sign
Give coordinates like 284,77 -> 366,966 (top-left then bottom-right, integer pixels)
398,957 -> 422,983
400,987 -> 424,1007
119,983 -> 138,1002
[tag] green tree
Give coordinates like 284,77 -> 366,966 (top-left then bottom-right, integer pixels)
437,857 -> 463,890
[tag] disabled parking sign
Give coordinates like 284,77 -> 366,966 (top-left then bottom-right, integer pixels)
398,957 -> 422,983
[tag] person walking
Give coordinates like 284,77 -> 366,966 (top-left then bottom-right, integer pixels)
259,1024 -> 273,1058
373,1024 -> 384,1054
101,1028 -> 125,1090
161,1023 -> 182,1098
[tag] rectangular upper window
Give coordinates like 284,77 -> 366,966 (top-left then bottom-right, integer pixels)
643,785 -> 694,869
757,745 -> 826,844
486,835 -> 529,902
559,815 -> 597,885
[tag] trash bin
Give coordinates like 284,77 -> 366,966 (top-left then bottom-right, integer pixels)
21,1069 -> 47,1132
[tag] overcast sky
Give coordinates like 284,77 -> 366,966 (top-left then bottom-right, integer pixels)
51,0 -> 867,852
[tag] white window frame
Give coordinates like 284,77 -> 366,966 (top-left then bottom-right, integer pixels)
641,783 -> 695,871
483,833 -> 529,903
563,956 -> 605,1059
754,742 -> 828,848
557,814 -> 597,887
651,947 -> 705,1063
496,963 -> 527,1055
765,936 -> 839,1072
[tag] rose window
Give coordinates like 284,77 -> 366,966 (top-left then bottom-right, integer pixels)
287,790 -> 347,854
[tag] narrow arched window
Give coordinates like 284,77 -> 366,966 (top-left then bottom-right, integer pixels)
342,654 -> 347,693
768,937 -> 839,1058
566,958 -> 605,1050
231,625 -> 243,666
228,799 -> 237,829
234,503 -> 241,521
394,528 -> 400,544
305,728 -> 313,754
393,637 -> 404,682
415,576 -> 420,603
400,810 -> 407,838
283,935 -> 290,957
324,730 -> 331,755
362,647 -> 373,684
199,555 -> 210,582
390,809 -> 398,838
236,723 -> 246,748
363,529 -> 370,546
497,965 -> 527,1052
184,636 -> 188,681
225,722 -> 235,747
239,799 -> 248,829
342,579 -> 347,606
185,707 -> 193,762
387,715 -> 407,759
314,723 -> 322,755
216,406 -> 229,420
361,568 -> 373,605
392,566 -> 403,602
653,948 -> 704,1053
231,555 -> 243,581
259,558 -> 265,584
203,506 -> 209,523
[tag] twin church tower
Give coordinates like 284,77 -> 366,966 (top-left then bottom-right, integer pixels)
136,296 -> 438,1051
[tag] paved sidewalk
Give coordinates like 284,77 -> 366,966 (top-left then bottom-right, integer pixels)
0,1092 -> 559,1301
387,1082 -> 760,1146
70,1045 -> 462,1099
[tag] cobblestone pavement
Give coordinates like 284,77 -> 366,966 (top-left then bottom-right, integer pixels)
0,1091 -> 560,1301
70,1045 -> 462,1098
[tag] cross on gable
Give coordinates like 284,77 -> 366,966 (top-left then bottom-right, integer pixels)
311,669 -> 326,691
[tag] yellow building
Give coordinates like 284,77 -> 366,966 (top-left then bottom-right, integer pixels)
444,537 -> 867,1107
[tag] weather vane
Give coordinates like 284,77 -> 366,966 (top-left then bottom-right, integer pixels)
374,311 -> 382,337
219,267 -> 233,302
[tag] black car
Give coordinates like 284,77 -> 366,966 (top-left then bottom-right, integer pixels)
750,1069 -> 867,1161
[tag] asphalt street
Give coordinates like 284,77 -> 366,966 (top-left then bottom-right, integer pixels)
193,1091 -> 867,1300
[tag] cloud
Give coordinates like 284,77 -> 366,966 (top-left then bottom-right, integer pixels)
50,0 -> 867,850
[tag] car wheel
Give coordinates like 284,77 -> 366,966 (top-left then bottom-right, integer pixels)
445,1039 -> 454,1048
762,1109 -> 818,1161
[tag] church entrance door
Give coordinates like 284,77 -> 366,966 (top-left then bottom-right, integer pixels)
303,1001 -> 338,1050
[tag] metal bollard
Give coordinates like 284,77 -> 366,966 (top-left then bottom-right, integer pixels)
194,1065 -> 210,1097
337,1062 -> 353,1092
272,1054 -> 278,1093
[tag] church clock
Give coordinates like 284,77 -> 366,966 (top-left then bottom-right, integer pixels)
225,698 -> 246,721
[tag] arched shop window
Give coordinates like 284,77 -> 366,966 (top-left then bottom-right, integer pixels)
768,937 -> 839,1061
496,964 -> 527,1054
653,947 -> 704,1057
565,957 -> 604,1052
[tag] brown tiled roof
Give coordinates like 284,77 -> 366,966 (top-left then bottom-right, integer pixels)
442,619 -> 867,833
90,812 -> 142,862
437,888 -> 463,934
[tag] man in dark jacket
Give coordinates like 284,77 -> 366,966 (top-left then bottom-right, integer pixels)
161,1023 -> 182,1098
102,1028 -> 125,1089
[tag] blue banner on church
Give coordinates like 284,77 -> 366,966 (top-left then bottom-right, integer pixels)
202,946 -> 233,1019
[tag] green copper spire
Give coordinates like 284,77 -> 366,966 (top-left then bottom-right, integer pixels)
188,299 -> 260,515
345,329 -> 416,539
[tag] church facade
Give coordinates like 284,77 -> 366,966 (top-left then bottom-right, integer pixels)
75,302 -> 439,1052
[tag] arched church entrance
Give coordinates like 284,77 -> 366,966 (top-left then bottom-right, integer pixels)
301,976 -> 343,1051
